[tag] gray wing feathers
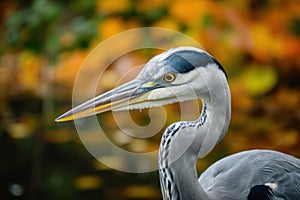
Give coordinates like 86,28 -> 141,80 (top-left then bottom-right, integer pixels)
274,171 -> 300,199
198,150 -> 300,199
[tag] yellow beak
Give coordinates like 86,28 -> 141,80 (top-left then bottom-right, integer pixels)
55,79 -> 159,122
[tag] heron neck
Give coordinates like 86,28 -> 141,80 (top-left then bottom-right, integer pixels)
169,156 -> 211,200
197,78 -> 231,158
159,75 -> 231,200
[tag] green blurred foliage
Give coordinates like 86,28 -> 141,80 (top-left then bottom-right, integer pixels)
0,0 -> 300,199
3,0 -> 99,62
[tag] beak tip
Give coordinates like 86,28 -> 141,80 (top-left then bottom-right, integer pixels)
55,113 -> 72,123
54,116 -> 64,123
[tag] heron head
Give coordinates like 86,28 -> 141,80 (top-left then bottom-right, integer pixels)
55,46 -> 226,122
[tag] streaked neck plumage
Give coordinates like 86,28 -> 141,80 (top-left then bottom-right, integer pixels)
158,66 -> 231,200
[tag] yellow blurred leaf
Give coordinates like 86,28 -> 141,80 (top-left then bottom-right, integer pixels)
98,17 -> 125,39
18,51 -> 42,94
124,185 -> 160,199
250,23 -> 284,61
241,66 -> 278,96
170,0 -> 214,25
8,122 -> 33,139
74,175 -> 102,190
97,0 -> 130,14
153,17 -> 180,30
53,50 -> 87,88
271,129 -> 299,148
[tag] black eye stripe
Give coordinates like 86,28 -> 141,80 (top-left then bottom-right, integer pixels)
165,53 -> 195,73
164,50 -> 226,78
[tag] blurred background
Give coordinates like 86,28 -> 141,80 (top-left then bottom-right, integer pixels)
1,0 -> 300,199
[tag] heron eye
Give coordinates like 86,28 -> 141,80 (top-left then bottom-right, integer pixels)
163,73 -> 176,82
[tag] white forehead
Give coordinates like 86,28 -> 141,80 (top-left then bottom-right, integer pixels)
137,52 -> 173,80
158,46 -> 207,62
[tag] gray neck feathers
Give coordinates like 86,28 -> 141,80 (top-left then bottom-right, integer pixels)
159,71 -> 231,200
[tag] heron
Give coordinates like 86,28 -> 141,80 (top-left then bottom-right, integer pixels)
56,46 -> 300,199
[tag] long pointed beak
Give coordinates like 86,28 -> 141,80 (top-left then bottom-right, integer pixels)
55,79 -> 160,122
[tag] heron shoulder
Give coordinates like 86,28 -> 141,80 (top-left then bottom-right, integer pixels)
199,150 -> 300,199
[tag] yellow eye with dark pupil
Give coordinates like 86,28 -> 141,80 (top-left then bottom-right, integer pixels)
164,73 -> 175,82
